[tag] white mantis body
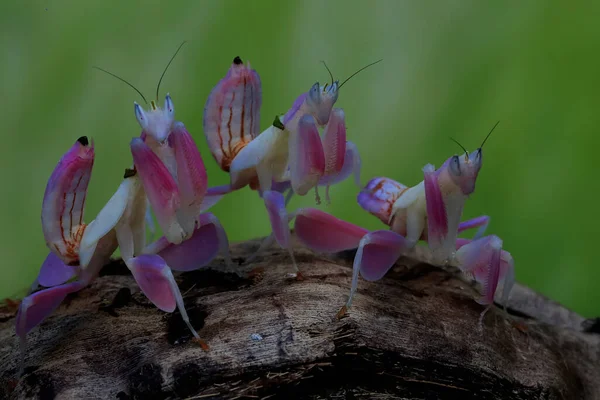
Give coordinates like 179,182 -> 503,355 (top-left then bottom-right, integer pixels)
292,123 -> 515,323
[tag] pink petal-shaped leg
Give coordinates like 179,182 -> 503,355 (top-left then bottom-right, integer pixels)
16,280 -> 86,375
455,238 -> 514,310
206,184 -> 234,196
169,122 -> 208,228
499,251 -> 515,310
263,191 -> 291,249
261,180 -> 294,205
131,137 -> 185,244
200,194 -> 224,212
458,215 -> 490,239
198,184 -> 235,212
294,208 -> 368,253
454,235 -> 503,327
15,281 -> 85,338
127,255 -> 200,339
321,109 -> 346,179
18,230 -> 117,372
263,190 -> 297,275
248,183 -> 292,265
197,213 -> 232,268
319,109 -> 350,205
318,141 -> 362,189
346,141 -> 362,188
267,180 -> 292,195
357,177 -> 407,224
42,136 -> 94,265
247,183 -> 296,265
288,115 -> 325,197
37,252 -> 77,287
423,164 -> 449,256
142,213 -> 231,272
325,141 -> 362,205
344,230 -> 409,312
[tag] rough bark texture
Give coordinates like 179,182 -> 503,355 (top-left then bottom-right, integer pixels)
1,236 -> 599,400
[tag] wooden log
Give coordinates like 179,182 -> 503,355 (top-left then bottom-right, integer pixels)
1,236 -> 599,399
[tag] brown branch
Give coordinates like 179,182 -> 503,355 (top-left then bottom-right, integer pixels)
1,236 -> 599,399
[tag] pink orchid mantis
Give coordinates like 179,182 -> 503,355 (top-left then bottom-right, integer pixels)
292,126 -> 515,324
17,134 -> 228,373
202,57 -> 369,275
131,96 -> 230,254
92,40 -> 229,247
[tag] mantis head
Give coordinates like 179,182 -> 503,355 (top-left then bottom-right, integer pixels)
304,58 -> 384,126
445,121 -> 500,195
134,95 -> 175,143
446,150 -> 483,195
305,81 -> 339,126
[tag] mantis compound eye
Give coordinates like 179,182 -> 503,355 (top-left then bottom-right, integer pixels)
308,82 -> 321,104
450,155 -> 461,176
134,102 -> 148,130
165,94 -> 174,114
329,81 -> 339,94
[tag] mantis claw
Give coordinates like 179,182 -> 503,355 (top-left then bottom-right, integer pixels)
288,115 -> 325,196
130,137 -> 184,244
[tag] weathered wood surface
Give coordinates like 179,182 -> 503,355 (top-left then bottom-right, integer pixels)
1,236 -> 599,400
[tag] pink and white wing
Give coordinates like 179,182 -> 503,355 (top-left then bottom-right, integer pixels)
203,57 -> 262,172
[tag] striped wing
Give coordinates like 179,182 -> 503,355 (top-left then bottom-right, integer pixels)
203,57 -> 262,172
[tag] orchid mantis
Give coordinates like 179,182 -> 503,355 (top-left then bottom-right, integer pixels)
202,57 -> 377,275
17,44 -> 235,372
131,99 -> 231,254
17,135 -> 231,373
292,123 -> 515,324
93,41 -> 230,250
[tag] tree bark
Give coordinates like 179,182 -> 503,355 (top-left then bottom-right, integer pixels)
1,235 -> 599,400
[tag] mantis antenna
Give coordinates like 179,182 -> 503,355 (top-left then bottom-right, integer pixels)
320,60 -> 334,88
481,120 -> 500,149
156,40 -> 187,102
449,137 -> 469,156
338,59 -> 383,89
92,66 -> 148,105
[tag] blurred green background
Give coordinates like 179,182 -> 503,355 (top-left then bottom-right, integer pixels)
1,1 -> 598,317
